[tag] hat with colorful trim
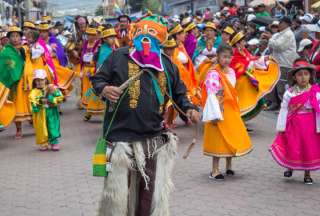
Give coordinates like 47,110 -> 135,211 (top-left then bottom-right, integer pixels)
230,31 -> 245,46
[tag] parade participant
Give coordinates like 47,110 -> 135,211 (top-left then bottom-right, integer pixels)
0,83 -> 15,131
202,44 -> 252,180
0,31 -> 9,48
83,28 -> 117,121
170,23 -> 199,125
229,31 -> 280,119
0,26 -> 32,138
22,21 -> 36,44
91,13 -> 200,216
80,27 -> 100,109
29,69 -> 64,151
115,14 -> 132,47
182,17 -> 198,58
32,23 -> 75,95
270,59 -> 320,185
193,22 -> 222,63
221,26 -> 235,44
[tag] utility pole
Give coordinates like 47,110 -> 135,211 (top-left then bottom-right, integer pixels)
25,0 -> 30,20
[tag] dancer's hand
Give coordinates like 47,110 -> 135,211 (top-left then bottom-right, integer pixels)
186,109 -> 200,124
102,86 -> 123,103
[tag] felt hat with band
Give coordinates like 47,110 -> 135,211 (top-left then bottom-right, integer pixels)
101,28 -> 117,38
6,26 -> 23,37
169,23 -> 184,36
230,31 -> 245,46
288,59 -> 315,86
223,26 -> 235,35
86,27 -> 98,35
23,21 -> 36,29
184,22 -> 196,33
204,22 -> 216,30
37,23 -> 51,31
163,37 -> 178,48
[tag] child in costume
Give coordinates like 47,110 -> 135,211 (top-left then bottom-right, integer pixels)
270,59 -> 320,185
29,69 -> 64,151
202,44 -> 253,180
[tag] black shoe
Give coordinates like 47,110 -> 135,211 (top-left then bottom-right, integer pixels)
209,173 -> 225,181
304,177 -> 313,185
226,170 -> 235,176
284,170 -> 293,178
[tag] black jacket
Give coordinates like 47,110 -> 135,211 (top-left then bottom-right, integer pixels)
90,47 -> 197,142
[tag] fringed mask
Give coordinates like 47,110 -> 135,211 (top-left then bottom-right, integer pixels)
130,14 -> 168,71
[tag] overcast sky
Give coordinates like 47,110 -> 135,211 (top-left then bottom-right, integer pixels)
48,0 -> 101,11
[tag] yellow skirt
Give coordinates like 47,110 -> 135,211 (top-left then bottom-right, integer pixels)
0,84 -> 15,127
236,59 -> 280,115
203,102 -> 252,157
32,109 -> 48,145
86,93 -> 105,115
81,66 -> 95,108
12,78 -> 32,122
53,59 -> 76,93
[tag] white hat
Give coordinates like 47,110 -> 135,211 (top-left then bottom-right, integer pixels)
299,13 -> 314,24
259,26 -> 266,32
248,38 -> 260,46
248,8 -> 254,13
271,20 -> 280,26
33,69 -> 47,80
304,21 -> 320,33
247,14 -> 256,22
298,39 -> 313,52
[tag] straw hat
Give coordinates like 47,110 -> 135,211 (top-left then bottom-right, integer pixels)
86,27 -> 98,35
288,58 -> 315,86
184,22 -> 196,33
169,23 -> 184,36
6,26 -> 23,37
163,37 -> 178,48
41,16 -> 52,23
204,22 -> 216,30
101,28 -> 117,38
223,26 -> 235,35
37,23 -> 51,31
230,31 -> 245,46
23,21 -> 36,29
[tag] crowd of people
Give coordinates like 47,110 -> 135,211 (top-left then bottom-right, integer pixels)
1,0 -> 320,215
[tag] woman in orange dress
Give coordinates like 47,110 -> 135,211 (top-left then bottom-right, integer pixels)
166,23 -> 199,126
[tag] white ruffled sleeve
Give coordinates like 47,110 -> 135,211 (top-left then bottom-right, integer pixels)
31,44 -> 45,59
202,70 -> 223,122
276,90 -> 292,132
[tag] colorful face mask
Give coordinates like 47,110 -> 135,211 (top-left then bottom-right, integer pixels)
130,15 -> 168,71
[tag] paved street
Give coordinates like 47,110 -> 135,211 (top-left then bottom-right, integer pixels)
1,96 -> 320,216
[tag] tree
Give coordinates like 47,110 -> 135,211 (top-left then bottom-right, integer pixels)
95,5 -> 104,16
142,0 -> 162,13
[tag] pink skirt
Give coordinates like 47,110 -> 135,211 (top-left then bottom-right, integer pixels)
270,112 -> 320,171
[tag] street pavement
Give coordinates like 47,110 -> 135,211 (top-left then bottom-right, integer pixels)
1,97 -> 320,216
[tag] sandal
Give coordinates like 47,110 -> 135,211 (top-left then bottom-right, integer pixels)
226,170 -> 235,176
284,170 -> 293,178
209,172 -> 225,181
304,177 -> 313,185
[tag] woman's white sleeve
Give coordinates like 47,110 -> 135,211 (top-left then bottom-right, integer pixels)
276,91 -> 291,132
31,45 -> 44,59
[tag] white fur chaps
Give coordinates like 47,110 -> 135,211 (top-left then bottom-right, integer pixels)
97,132 -> 178,216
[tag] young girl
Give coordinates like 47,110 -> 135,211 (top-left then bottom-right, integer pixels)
270,58 -> 320,185
29,69 -> 64,151
202,44 -> 253,180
